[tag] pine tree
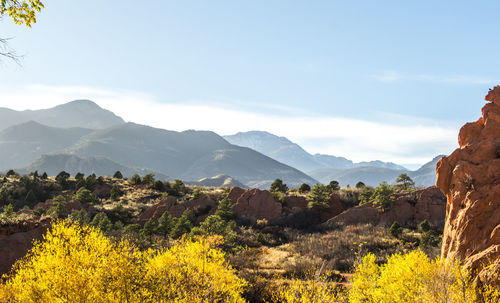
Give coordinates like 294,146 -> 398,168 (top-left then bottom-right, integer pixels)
215,197 -> 234,222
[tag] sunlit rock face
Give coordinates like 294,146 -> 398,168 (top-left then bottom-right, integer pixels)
436,86 -> 500,283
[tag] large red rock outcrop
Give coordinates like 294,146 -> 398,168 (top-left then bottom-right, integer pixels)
0,220 -> 49,275
323,187 -> 446,228
436,87 -> 500,282
231,188 -> 283,222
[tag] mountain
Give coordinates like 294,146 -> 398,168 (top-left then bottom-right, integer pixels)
185,174 -> 246,188
408,155 -> 445,186
223,131 -> 324,172
0,121 -> 93,171
0,100 -> 124,131
309,166 -> 407,187
354,160 -> 407,170
65,123 -> 318,188
312,154 -> 354,169
309,156 -> 443,187
223,130 -> 408,171
20,154 -> 169,179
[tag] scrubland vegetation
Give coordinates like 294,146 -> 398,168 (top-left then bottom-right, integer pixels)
0,171 -> 498,302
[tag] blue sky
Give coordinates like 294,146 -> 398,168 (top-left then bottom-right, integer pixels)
1,1 -> 499,169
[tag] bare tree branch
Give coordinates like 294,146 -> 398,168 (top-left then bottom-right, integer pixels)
0,37 -> 22,65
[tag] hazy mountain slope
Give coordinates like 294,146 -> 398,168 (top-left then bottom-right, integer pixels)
408,155 -> 444,186
309,156 -> 443,187
223,131 -> 409,172
309,166 -> 407,187
354,160 -> 407,170
0,121 -> 93,170
312,154 -> 354,169
223,131 -> 324,172
67,123 -> 318,188
0,100 -> 124,131
181,146 -> 318,188
20,154 -> 169,179
185,174 -> 246,188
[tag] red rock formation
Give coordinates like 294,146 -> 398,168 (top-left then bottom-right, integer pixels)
436,87 -> 500,282
0,220 -> 49,275
320,194 -> 345,222
232,188 -> 283,222
284,195 -> 308,213
138,196 -> 217,224
324,187 -> 446,228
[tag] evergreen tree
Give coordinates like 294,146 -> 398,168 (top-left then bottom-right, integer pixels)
389,221 -> 403,238
110,185 -> 122,201
130,174 -> 142,185
141,219 -> 156,242
298,183 -> 311,193
328,180 -> 340,191
307,184 -> 332,209
73,187 -> 98,205
215,197 -> 234,221
170,210 -> 194,239
270,178 -> 288,193
113,171 -> 123,179
156,211 -> 175,237
91,212 -> 112,234
372,182 -> 395,212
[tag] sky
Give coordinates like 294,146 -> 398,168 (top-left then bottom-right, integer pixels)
1,0 -> 499,169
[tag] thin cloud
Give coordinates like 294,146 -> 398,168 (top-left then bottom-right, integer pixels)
0,84 -> 459,166
372,71 -> 499,85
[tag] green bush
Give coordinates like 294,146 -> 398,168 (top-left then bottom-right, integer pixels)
73,187 -> 98,205
372,182 -> 394,212
307,184 -> 332,209
270,179 -> 288,194
298,183 -> 311,193
388,221 -> 402,238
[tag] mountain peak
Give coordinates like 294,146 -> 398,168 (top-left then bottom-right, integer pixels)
0,100 -> 125,131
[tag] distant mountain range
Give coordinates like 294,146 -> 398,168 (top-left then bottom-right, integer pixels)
224,131 -> 407,172
0,100 -> 444,188
224,131 -> 443,187
0,101 -> 317,189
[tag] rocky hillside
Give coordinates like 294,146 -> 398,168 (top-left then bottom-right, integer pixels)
436,86 -> 500,283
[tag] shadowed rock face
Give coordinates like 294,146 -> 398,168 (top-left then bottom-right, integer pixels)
0,221 -> 49,275
323,187 -> 446,228
227,187 -> 345,224
436,86 -> 500,283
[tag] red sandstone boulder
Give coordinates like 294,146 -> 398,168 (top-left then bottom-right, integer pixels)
138,196 -> 177,222
228,187 -> 246,204
232,188 -> 282,222
284,195 -> 308,213
436,86 -> 500,283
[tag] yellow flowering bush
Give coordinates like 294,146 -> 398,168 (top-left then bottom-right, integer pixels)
349,250 -> 497,303
0,221 -> 246,303
142,235 -> 246,302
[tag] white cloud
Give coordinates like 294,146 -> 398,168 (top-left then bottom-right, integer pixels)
0,84 -> 459,166
372,71 -> 499,85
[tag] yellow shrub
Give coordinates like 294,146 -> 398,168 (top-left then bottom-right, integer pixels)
0,221 -> 246,303
349,250 -> 492,303
1,220 -> 144,303
142,235 -> 247,302
271,277 -> 346,303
